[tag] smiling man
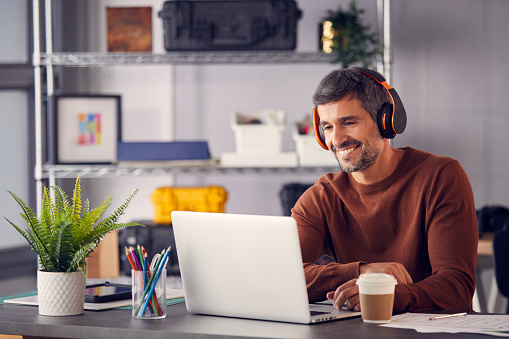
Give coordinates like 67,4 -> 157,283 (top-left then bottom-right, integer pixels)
291,67 -> 478,313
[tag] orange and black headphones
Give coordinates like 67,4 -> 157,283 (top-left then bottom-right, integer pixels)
313,67 -> 407,150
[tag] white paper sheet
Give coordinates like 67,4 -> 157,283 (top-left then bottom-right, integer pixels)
381,313 -> 509,337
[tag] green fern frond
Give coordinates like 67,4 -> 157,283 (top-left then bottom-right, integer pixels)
80,190 -> 138,245
102,189 -> 138,225
5,217 -> 39,253
74,196 -> 113,244
37,245 -> 58,272
69,243 -> 96,273
82,199 -> 90,217
51,184 -> 73,223
51,220 -> 74,271
83,221 -> 142,246
71,176 -> 82,224
40,187 -> 55,236
7,191 -> 52,258
5,216 -> 58,272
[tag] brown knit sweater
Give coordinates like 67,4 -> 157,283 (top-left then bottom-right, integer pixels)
292,147 -> 478,312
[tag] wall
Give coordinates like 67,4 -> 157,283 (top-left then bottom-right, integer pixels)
0,0 -> 31,249
391,0 -> 509,210
391,0 -> 509,314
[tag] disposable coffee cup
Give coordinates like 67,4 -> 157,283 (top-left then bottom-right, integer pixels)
356,273 -> 397,323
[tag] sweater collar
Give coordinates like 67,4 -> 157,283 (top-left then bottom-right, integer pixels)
347,147 -> 412,193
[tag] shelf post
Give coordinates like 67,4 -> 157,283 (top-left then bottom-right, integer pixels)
33,0 -> 43,215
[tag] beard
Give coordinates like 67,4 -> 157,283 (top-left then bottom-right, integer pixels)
331,126 -> 384,174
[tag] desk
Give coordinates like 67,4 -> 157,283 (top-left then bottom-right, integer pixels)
0,303 -> 494,339
475,233 -> 502,313
477,232 -> 494,256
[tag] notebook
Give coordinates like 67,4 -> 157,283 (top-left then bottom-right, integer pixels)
171,211 -> 361,324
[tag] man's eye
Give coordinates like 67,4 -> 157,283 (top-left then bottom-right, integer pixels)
322,125 -> 332,131
344,121 -> 356,126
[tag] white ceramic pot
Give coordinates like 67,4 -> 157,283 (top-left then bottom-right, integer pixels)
37,269 -> 86,316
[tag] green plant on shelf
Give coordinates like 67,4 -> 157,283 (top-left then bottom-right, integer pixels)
5,176 -> 142,275
321,0 -> 382,68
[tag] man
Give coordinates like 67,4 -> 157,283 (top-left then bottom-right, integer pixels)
291,67 -> 478,313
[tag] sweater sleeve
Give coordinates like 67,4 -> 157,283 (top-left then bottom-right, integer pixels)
393,160 -> 478,312
292,183 -> 363,303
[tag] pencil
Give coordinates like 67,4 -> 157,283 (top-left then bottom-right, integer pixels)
428,312 -> 467,320
125,247 -> 135,270
143,253 -> 148,290
129,246 -> 142,271
137,245 -> 144,270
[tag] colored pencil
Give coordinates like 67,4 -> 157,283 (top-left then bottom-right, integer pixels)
137,245 -> 144,270
129,246 -> 142,271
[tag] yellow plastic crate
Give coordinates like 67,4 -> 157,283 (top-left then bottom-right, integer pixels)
151,186 -> 228,224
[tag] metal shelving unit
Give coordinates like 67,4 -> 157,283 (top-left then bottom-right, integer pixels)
33,0 -> 390,194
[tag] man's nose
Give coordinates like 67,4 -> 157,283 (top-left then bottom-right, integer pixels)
330,128 -> 348,148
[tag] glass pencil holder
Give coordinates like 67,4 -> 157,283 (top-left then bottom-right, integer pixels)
132,269 -> 166,319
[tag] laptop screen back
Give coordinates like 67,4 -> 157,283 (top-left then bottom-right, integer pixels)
171,211 -> 312,324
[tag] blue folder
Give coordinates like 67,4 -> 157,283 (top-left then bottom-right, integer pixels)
117,142 -> 210,161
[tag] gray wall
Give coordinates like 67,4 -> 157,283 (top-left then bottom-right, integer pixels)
391,0 -> 509,209
0,0 -> 31,249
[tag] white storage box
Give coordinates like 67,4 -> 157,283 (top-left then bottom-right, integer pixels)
292,124 -> 338,167
232,110 -> 286,154
220,152 -> 298,167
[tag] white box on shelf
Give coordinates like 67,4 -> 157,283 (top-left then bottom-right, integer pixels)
292,125 -> 338,167
220,152 -> 298,167
232,109 -> 286,154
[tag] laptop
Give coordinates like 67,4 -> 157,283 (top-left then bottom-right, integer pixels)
171,211 -> 361,324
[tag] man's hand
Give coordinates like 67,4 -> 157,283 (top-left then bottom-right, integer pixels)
360,262 -> 413,285
326,279 -> 360,311
326,262 -> 413,311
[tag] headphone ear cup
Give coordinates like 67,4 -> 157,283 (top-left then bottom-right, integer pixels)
313,108 -> 328,150
377,103 -> 396,139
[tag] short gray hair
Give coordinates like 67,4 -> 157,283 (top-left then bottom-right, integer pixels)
312,68 -> 391,123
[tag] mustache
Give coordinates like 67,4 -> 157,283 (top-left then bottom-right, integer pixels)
331,139 -> 362,152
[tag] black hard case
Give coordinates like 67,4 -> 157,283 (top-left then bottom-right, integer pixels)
158,0 -> 302,51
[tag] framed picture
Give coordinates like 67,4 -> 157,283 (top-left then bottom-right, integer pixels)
54,95 -> 121,164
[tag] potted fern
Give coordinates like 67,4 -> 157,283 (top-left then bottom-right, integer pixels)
5,176 -> 141,316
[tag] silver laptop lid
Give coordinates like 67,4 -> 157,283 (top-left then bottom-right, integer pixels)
171,211 -> 312,324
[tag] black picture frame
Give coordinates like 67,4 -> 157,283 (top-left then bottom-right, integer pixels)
54,94 -> 121,164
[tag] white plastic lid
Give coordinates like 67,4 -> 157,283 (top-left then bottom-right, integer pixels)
356,273 -> 397,286
356,273 -> 397,295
